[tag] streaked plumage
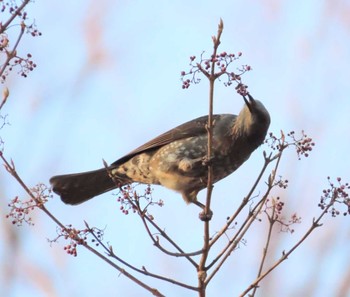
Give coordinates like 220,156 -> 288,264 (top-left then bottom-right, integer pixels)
50,94 -> 270,208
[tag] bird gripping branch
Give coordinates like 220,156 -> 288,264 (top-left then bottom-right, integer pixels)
50,93 -> 270,210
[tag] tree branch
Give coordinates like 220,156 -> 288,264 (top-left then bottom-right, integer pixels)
197,18 -> 224,297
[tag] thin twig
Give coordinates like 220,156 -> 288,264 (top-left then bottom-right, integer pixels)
83,239 -> 166,297
205,192 -> 270,285
209,152 -> 276,249
205,149 -> 284,284
137,205 -> 201,266
0,0 -> 31,34
106,167 -> 201,265
0,154 -> 165,296
197,18 -> 224,297
250,201 -> 276,297
240,206 -> 330,297
86,223 -> 198,292
205,152 -> 278,271
0,22 -> 25,79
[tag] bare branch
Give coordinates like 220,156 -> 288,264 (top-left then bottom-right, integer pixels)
0,0 -> 31,34
85,223 -> 198,292
250,200 -> 276,297
240,206 -> 329,297
197,19 -> 226,297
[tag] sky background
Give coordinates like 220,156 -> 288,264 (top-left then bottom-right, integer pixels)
1,0 -> 350,296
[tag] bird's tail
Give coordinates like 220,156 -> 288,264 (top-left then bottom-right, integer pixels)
50,166 -> 125,205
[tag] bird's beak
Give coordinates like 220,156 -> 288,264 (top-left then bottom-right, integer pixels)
243,93 -> 255,112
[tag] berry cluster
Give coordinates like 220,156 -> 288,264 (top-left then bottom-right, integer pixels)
60,225 -> 88,257
180,51 -> 251,94
265,131 -> 315,160
275,176 -> 289,189
1,1 -> 30,21
0,1 -> 41,82
117,184 -> 136,215
265,132 -> 283,151
263,197 -> 301,233
274,198 -> 285,215
235,82 -> 249,96
202,51 -> 241,72
264,197 -> 285,217
51,225 -> 106,257
26,22 -> 42,37
319,177 -> 350,217
287,131 -> 315,159
6,183 -> 52,226
116,184 -> 164,216
1,53 -> 37,81
6,196 -> 35,226
90,227 -> 104,247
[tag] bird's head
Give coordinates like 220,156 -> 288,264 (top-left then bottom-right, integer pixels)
232,93 -> 271,142
242,93 -> 270,123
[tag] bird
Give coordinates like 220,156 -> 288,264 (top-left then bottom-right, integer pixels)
50,93 -> 270,210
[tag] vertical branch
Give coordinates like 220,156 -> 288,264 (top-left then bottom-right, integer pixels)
240,207 -> 330,297
205,150 -> 284,285
197,18 -> 224,297
0,22 -> 26,79
204,18 -> 224,217
250,203 -> 276,297
208,152 -> 275,248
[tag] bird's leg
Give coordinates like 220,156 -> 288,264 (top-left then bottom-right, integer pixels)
193,200 -> 213,221
198,156 -> 214,221
201,155 -> 214,166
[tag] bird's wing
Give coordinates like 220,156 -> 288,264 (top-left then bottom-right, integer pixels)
112,114 -> 234,165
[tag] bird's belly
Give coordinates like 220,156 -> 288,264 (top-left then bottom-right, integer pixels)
151,169 -> 199,192
112,152 -> 160,185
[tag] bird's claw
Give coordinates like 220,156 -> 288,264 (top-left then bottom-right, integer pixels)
202,155 -> 214,166
199,209 -> 213,221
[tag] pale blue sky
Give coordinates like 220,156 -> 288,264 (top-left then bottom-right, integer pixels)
1,1 -> 350,296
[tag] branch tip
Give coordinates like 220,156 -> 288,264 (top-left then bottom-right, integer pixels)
84,220 -> 90,229
0,87 -> 9,110
218,18 -> 224,32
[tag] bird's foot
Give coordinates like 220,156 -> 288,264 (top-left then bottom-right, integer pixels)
201,155 -> 214,166
193,200 -> 213,221
199,209 -> 213,221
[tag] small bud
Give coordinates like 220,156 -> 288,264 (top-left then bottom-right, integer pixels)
3,86 -> 9,100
